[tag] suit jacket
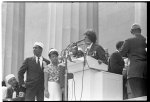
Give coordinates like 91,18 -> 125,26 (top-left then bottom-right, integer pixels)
87,43 -> 108,64
108,51 -> 124,74
120,34 -> 147,78
18,56 -> 50,89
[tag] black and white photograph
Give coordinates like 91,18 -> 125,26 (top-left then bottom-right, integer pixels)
1,1 -> 147,101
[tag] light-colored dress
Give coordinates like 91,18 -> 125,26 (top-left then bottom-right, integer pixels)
44,64 -> 62,101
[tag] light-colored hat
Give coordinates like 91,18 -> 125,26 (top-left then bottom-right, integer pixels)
131,24 -> 141,30
33,42 -> 44,49
5,74 -> 15,83
49,48 -> 58,54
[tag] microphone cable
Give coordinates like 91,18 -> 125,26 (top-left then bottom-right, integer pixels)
73,76 -> 76,100
71,77 -> 73,100
69,75 -> 76,101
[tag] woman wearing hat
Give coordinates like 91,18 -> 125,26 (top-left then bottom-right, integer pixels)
43,48 -> 64,101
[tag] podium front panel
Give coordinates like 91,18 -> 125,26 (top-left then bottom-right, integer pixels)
68,69 -> 123,100
68,69 -> 98,100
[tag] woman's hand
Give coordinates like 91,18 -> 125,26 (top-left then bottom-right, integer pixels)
43,61 -> 47,68
44,90 -> 49,98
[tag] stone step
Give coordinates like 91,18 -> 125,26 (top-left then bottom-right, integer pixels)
126,96 -> 147,101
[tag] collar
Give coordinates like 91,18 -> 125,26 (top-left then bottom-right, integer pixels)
35,56 -> 43,60
34,56 -> 43,64
87,43 -> 93,50
116,50 -> 119,52
49,62 -> 58,67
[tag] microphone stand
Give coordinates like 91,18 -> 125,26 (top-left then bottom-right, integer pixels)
64,50 -> 68,101
63,41 -> 84,101
63,43 -> 74,101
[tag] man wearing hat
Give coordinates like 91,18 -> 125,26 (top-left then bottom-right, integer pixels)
4,74 -> 26,101
18,42 -> 50,101
119,24 -> 147,98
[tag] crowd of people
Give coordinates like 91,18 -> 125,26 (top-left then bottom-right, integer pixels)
2,23 -> 147,101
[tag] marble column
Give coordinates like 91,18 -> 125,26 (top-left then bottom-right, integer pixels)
134,2 -> 147,38
48,2 -> 99,52
3,2 -> 25,80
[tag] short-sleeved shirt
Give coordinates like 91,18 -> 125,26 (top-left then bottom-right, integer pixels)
44,64 -> 60,82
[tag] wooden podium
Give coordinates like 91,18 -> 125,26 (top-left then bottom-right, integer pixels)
67,56 -> 123,100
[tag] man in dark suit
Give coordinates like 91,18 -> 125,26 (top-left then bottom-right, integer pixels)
18,42 -> 50,101
84,29 -> 108,65
108,41 -> 127,99
119,24 -> 147,98
108,41 -> 125,74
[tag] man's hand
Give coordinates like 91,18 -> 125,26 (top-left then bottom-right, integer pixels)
98,60 -> 103,64
122,68 -> 127,78
21,83 -> 26,88
44,90 -> 49,98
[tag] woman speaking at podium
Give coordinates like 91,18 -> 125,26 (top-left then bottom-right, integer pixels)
84,29 -> 108,65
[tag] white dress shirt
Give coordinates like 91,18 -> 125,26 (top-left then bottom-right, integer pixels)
35,56 -> 43,68
86,43 -> 93,55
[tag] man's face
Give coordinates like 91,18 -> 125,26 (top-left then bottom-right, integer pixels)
71,46 -> 78,55
33,45 -> 43,57
130,29 -> 140,35
8,77 -> 17,87
78,50 -> 84,57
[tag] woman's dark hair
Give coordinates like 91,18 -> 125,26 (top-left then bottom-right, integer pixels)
116,41 -> 124,50
84,30 -> 97,44
48,51 -> 59,58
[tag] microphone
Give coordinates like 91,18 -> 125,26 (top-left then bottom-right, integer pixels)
75,39 -> 84,44
71,39 -> 84,47
70,39 -> 84,48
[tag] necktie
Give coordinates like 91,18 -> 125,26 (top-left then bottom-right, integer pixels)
38,57 -> 40,67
